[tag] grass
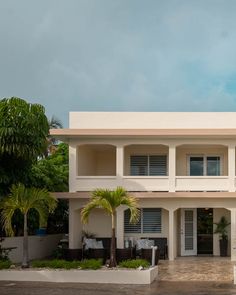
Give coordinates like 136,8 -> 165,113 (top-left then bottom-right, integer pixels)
0,260 -> 11,269
31,259 -> 102,270
118,259 -> 150,269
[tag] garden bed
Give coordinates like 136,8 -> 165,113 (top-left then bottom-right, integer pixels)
0,266 -> 158,284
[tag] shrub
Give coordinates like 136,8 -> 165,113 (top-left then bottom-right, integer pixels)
0,260 -> 11,269
79,259 -> 102,270
118,259 -> 150,269
31,259 -> 80,269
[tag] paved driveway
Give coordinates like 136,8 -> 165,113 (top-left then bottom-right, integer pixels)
1,281 -> 236,295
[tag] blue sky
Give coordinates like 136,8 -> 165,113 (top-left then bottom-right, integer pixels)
1,0 -> 236,126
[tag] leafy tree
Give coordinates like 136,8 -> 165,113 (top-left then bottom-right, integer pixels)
45,115 -> 63,157
81,187 -> 139,267
0,184 -> 57,268
0,97 -> 49,195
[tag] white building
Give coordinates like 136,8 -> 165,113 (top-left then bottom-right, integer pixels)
51,112 -> 236,261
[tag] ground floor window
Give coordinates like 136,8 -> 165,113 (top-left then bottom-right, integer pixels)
124,208 -> 162,233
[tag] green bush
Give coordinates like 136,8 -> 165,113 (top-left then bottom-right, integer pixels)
79,259 -> 102,270
31,259 -> 80,269
118,259 -> 150,269
31,259 -> 102,270
0,260 -> 11,269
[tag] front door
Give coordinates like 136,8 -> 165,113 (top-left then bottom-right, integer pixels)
181,209 -> 197,256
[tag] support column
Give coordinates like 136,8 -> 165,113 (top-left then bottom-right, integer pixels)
116,206 -> 125,249
169,145 -> 176,192
116,145 -> 124,187
231,209 -> 236,261
69,200 -> 82,249
228,144 -> 235,192
168,209 -> 175,261
69,144 -> 77,192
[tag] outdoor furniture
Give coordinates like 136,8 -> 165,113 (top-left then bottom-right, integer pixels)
116,247 -> 134,263
141,248 -> 160,265
63,249 -> 83,261
141,237 -> 168,259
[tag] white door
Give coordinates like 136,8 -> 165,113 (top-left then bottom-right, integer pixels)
181,209 -> 197,256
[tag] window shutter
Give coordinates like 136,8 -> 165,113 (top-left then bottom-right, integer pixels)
149,155 -> 167,176
143,208 -> 162,233
124,209 -> 141,233
130,155 -> 148,176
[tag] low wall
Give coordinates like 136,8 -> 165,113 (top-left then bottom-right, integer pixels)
0,266 -> 158,284
1,234 -> 63,263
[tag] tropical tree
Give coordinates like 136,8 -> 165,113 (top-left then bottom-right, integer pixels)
0,97 -> 49,195
0,183 -> 57,268
81,187 -> 139,267
45,115 -> 63,157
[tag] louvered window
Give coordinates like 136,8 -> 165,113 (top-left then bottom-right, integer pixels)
130,155 -> 167,176
124,208 -> 162,233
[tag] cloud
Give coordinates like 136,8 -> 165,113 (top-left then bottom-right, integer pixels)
1,0 -> 236,126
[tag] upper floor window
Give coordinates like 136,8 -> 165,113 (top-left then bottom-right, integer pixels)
130,155 -> 167,176
188,155 -> 221,176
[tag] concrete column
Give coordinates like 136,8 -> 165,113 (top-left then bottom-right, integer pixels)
69,200 -> 82,249
69,144 -> 77,192
116,206 -> 125,249
116,145 -> 124,186
169,145 -> 176,192
231,209 -> 236,261
228,144 -> 235,192
168,209 -> 175,261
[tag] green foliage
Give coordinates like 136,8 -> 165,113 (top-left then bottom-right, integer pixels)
79,259 -> 102,270
0,97 -> 49,195
29,143 -> 68,192
31,259 -> 80,269
118,259 -> 150,269
0,260 -> 11,269
31,259 -> 102,270
214,216 -> 230,240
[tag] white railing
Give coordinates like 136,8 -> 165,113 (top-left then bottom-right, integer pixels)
75,176 -> 117,191
73,176 -> 231,192
175,176 -> 229,191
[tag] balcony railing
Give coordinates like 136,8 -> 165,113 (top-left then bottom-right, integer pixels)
175,176 -> 229,192
73,175 -> 232,192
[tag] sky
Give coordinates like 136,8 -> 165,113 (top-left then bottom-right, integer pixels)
1,0 -> 236,127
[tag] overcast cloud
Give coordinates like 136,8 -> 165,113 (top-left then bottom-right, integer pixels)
1,0 -> 236,126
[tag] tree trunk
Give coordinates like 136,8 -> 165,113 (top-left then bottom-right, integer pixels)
22,213 -> 29,268
109,213 -> 117,268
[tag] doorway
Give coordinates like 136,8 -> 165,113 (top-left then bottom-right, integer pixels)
197,208 -> 213,255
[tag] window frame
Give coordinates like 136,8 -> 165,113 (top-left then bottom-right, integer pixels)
130,154 -> 168,176
187,154 -> 223,176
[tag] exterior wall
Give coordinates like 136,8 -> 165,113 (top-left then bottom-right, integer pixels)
77,145 -> 116,176
1,234 -> 63,263
69,112 -> 236,129
176,145 -> 228,176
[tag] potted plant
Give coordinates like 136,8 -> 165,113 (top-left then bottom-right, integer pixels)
214,216 -> 230,257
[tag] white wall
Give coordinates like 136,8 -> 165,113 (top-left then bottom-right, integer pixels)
1,234 -> 63,263
70,112 -> 236,129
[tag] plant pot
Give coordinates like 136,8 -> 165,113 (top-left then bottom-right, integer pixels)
219,239 -> 228,257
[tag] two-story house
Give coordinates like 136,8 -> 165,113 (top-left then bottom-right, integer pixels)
51,112 -> 236,261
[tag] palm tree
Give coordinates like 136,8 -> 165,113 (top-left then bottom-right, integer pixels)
0,183 -> 57,268
81,187 -> 139,267
45,115 -> 63,157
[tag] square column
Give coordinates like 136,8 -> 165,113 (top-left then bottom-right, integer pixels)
169,145 -> 176,192
116,206 -> 125,248
116,145 -> 124,186
69,144 -> 77,192
69,200 -> 82,249
231,209 -> 236,261
228,145 -> 235,192
168,209 -> 175,260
